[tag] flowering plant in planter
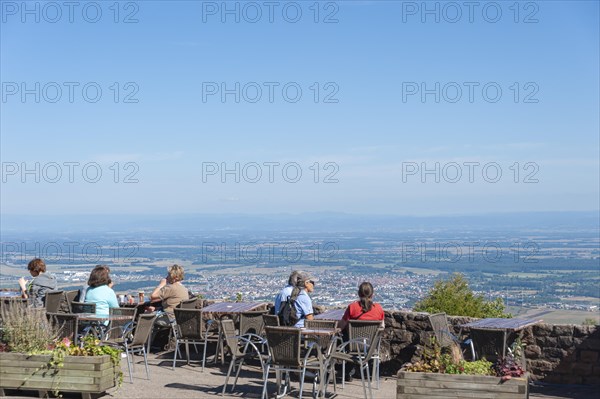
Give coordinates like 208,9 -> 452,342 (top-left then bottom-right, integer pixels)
404,337 -> 495,375
403,336 -> 525,378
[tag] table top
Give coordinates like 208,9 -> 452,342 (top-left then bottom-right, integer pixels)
0,291 -> 22,298
315,308 -> 346,321
201,302 -> 265,314
460,317 -> 542,331
301,327 -> 340,336
75,313 -> 135,321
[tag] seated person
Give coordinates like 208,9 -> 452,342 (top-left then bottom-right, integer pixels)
274,270 -> 301,314
338,281 -> 384,332
18,258 -> 57,308
289,271 -> 317,328
85,265 -> 119,317
149,264 -> 188,323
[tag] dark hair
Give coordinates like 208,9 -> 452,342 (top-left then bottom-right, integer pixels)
358,282 -> 374,313
288,270 -> 300,286
27,258 -> 46,274
88,265 -> 111,288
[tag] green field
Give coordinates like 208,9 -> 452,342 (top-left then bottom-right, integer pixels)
509,307 -> 599,325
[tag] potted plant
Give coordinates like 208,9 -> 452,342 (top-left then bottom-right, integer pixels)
0,304 -> 122,399
398,338 -> 528,399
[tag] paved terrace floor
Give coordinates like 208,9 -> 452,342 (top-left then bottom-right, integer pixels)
3,350 -> 597,399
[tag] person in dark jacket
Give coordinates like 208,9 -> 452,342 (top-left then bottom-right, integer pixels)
18,258 -> 57,308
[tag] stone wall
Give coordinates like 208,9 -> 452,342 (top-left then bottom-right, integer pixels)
377,310 -> 600,385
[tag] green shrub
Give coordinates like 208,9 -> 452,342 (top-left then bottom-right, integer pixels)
414,273 -> 511,318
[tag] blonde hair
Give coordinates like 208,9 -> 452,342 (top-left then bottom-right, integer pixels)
168,264 -> 184,282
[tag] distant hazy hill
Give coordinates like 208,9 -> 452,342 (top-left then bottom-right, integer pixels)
1,211 -> 598,234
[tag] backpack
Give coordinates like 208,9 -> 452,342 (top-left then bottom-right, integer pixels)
278,287 -> 300,326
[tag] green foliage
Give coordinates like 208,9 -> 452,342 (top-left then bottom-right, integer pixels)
582,318 -> 597,326
0,303 -> 59,353
414,273 -> 511,318
235,292 -> 243,302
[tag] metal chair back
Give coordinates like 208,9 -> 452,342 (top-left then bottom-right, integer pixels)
305,319 -> 337,329
44,290 -> 65,313
178,297 -> 200,309
48,312 -> 80,344
174,308 -> 203,340
221,319 -> 243,357
70,301 -> 96,314
64,290 -> 80,307
106,307 -> 137,340
428,313 -> 456,348
262,314 -> 280,327
348,320 -> 382,352
264,326 -> 302,367
131,313 -> 158,347
239,310 -> 267,335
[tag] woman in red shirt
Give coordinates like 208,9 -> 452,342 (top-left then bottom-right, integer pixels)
338,281 -> 384,331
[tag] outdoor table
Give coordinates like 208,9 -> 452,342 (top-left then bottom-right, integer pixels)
460,317 -> 542,360
201,302 -> 267,363
315,308 -> 345,321
0,291 -> 21,298
201,301 -> 266,315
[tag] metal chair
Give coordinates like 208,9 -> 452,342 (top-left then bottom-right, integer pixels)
304,319 -> 339,355
177,297 -> 200,309
44,290 -> 65,313
239,310 -> 268,336
70,301 -> 99,337
221,319 -> 268,396
47,312 -> 80,344
105,307 -> 137,340
64,290 -> 80,308
305,319 -> 338,330
262,326 -> 326,399
172,308 -> 219,371
70,301 -> 96,314
428,313 -> 475,360
102,313 -> 157,383
262,314 -> 280,327
330,326 -> 383,399
335,320 -> 382,390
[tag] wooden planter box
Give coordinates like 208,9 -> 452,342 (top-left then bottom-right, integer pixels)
0,353 -> 119,399
398,371 -> 529,399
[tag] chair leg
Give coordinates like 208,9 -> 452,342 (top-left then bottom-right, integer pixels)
261,364 -> 270,399
372,357 -> 380,389
142,347 -> 150,380
359,363 -> 367,399
233,357 -> 244,390
222,357 -> 235,396
172,340 -> 179,370
365,363 -> 373,399
126,350 -> 133,383
202,337 -> 208,372
341,360 -> 346,388
299,368 -> 306,399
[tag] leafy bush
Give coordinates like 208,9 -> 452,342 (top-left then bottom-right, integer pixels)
414,273 -> 511,318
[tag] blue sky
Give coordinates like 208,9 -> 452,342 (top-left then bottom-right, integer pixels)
1,0 -> 598,216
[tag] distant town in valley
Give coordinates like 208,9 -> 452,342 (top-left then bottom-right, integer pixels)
1,212 -> 598,324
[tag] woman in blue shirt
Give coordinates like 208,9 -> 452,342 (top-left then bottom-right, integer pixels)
85,265 -> 119,316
